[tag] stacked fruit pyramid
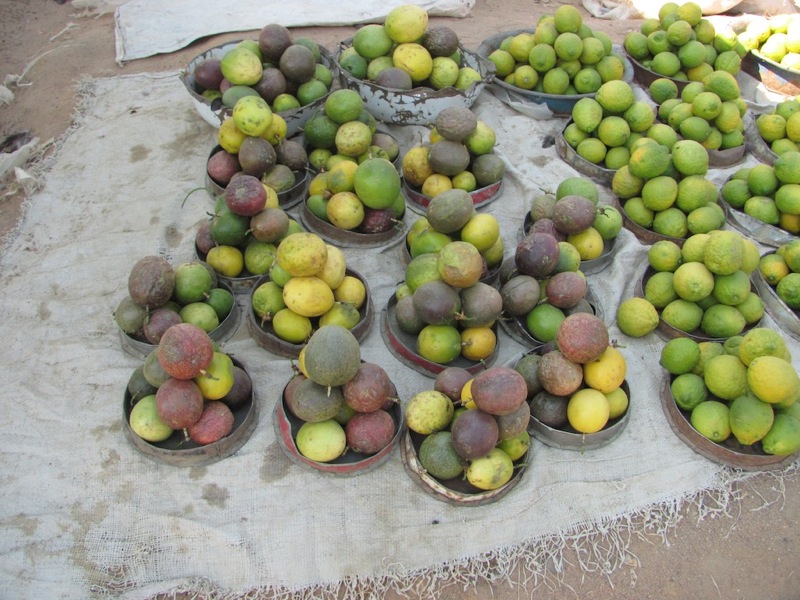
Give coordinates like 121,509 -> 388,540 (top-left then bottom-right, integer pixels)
189,24 -> 336,114
404,365 -> 531,491
283,325 -> 401,464
661,328 -> 800,456
623,1 -> 744,81
486,5 -> 626,96
617,229 -> 764,340
402,106 -> 505,200
336,5 -> 482,92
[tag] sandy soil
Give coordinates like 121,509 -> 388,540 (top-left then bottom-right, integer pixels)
0,1 -> 798,598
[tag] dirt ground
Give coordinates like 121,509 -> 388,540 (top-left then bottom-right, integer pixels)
1,1 -> 799,598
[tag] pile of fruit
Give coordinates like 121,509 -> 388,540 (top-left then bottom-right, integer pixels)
128,323 -> 249,446
609,125 -> 731,241
737,13 -> 800,71
395,235 -> 504,365
617,229 -> 764,339
661,328 -> 800,456
196,185 -> 303,280
525,176 -> 623,265
250,231 -> 368,344
758,239 -> 800,310
525,312 -> 630,436
402,106 -> 504,199
754,98 -> 800,157
208,100 -> 308,191
302,89 -> 398,168
623,1 -> 743,81
719,152 -> 800,235
337,5 -> 482,92
190,24 -> 335,112
648,71 -> 748,153
486,5 -> 625,96
285,325 -> 400,462
405,365 -> 531,491
563,79 -> 657,171
499,231 -> 597,345
406,188 -> 505,275
115,255 -> 236,340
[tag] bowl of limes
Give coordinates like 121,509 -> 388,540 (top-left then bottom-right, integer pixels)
659,330 -> 800,470
752,246 -> 800,341
475,5 -> 633,117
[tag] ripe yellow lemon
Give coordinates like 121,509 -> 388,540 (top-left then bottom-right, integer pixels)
567,388 -> 611,434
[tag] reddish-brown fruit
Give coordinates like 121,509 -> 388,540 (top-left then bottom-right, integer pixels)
195,220 -> 216,256
143,307 -> 183,345
345,409 -> 396,454
128,255 -> 176,309
206,149 -> 241,187
224,173 -> 267,216
536,350 -> 583,396
545,271 -> 587,309
470,366 -> 528,416
187,401 -> 235,445
342,362 -> 393,413
220,366 -> 253,410
450,408 -> 499,460
155,377 -> 204,429
157,323 -> 214,380
434,366 -> 473,402
556,313 -> 609,364
496,400 -> 531,440
515,232 -> 560,278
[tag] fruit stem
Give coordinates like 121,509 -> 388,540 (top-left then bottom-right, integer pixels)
199,369 -> 219,381
181,186 -> 215,208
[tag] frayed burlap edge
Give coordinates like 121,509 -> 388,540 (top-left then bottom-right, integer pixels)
143,463 -> 797,600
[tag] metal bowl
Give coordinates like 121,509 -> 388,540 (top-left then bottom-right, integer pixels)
400,428 -> 527,506
333,40 -> 494,126
122,357 -> 258,467
718,188 -> 797,248
273,374 -> 404,475
475,31 -> 633,117
742,50 -> 800,97
402,177 -> 504,215
751,251 -> 800,342
660,373 -> 798,471
554,120 -> 616,186
380,295 -> 498,378
180,40 -> 338,137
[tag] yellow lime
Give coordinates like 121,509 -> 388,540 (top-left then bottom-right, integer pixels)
567,388 -> 610,433
648,240 -> 684,272
566,227 -> 604,260
759,253 -> 790,285
671,372 -> 708,410
712,269 -> 751,305
660,337 -> 701,375
739,327 -> 789,366
661,298 -> 704,332
616,297 -> 659,337
748,356 -> 800,404
583,346 -> 627,393
703,353 -> 748,400
701,303 -> 746,338
622,197 -> 654,228
645,271 -> 679,308
703,229 -> 744,275
690,401 -> 731,442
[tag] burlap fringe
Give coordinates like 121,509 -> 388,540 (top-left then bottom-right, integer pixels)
137,464 -> 796,600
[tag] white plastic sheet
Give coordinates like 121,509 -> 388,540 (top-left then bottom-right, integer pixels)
114,0 -> 475,63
